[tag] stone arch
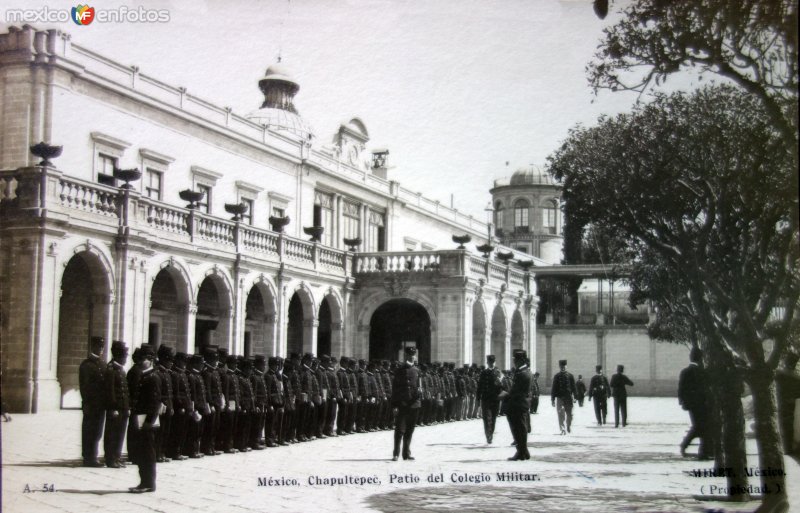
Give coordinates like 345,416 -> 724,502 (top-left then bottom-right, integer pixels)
56,245 -> 114,408
244,274 -> 279,356
369,298 -> 432,363
286,281 -> 317,356
511,307 -> 525,353
490,301 -> 509,370
194,266 -> 234,354
147,258 -> 193,353
317,287 -> 344,358
472,297 -> 488,365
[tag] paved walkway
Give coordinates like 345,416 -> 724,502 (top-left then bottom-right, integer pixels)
2,398 -> 797,512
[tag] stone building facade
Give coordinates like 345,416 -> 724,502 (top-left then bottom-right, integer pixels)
0,26 -> 684,413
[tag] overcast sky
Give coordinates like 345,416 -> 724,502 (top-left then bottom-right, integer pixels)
2,0 -> 698,219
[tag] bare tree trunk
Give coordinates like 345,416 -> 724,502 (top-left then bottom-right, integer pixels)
749,368 -> 789,512
708,354 -> 749,501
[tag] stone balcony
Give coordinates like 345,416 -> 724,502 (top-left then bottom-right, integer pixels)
0,165 -> 532,294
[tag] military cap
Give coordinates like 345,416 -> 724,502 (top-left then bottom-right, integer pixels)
320,354 -> 331,363
358,358 -> 366,366
513,349 -> 528,360
239,358 -> 252,370
111,340 -> 128,355
131,347 -> 143,363
595,365 -> 603,372
339,356 -> 349,365
254,355 -> 266,365
617,364 -> 625,372
174,351 -> 188,361
404,346 -> 418,356
218,347 -> 229,358
139,344 -> 156,360
190,354 -> 204,366
302,352 -> 314,362
486,354 -> 496,363
268,356 -> 278,366
90,336 -> 105,350
289,352 -> 300,360
226,354 -> 238,366
558,359 -> 567,366
157,344 -> 175,360
203,345 -> 218,356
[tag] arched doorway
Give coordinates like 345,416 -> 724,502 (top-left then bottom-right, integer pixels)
369,299 -> 431,363
472,301 -> 487,365
317,298 -> 332,357
245,284 -> 276,356
287,289 -> 314,356
490,304 -> 507,369
195,275 -> 232,353
57,252 -> 112,408
511,309 -> 524,352
149,267 -> 190,353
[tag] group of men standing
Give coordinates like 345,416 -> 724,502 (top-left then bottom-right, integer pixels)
79,340 -> 499,491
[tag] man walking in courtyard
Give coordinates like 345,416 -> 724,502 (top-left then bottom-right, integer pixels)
391,346 -> 421,461
551,359 -> 576,435
588,365 -> 610,425
678,348 -> 710,459
130,345 -> 161,493
610,364 -> 634,428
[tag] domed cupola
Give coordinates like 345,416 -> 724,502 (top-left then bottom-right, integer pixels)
247,63 -> 314,139
509,165 -> 556,186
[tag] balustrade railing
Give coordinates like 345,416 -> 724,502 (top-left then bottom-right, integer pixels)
59,176 -> 118,217
195,214 -> 235,245
144,202 -> 189,234
241,226 -> 279,256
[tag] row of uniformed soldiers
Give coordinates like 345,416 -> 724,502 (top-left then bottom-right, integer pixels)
81,340 -> 493,468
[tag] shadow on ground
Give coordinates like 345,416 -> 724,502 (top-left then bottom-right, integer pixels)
365,486 -> 759,513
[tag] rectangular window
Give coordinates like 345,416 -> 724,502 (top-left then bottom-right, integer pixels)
543,206 -> 557,234
242,198 -> 254,225
343,201 -> 360,241
197,184 -> 212,214
145,168 -> 162,200
97,154 -> 118,187
272,206 -> 285,218
515,207 -> 529,229
367,211 -> 386,252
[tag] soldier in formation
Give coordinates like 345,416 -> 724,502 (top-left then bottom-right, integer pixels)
80,336 -> 106,467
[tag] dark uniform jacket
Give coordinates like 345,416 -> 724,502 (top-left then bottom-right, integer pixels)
476,367 -> 503,402
223,369 -> 241,411
134,367 -> 162,424
551,370 -> 577,401
337,368 -> 351,401
391,362 -> 421,408
238,372 -> 255,412
80,353 -> 106,410
105,360 -> 130,412
252,370 -> 269,410
610,373 -> 634,399
172,368 -> 191,413
327,366 -> 340,400
188,369 -> 208,413
266,370 -> 284,407
203,364 -> 223,410
678,363 -> 706,411
588,374 -> 610,401
156,364 -> 174,415
507,365 -> 532,414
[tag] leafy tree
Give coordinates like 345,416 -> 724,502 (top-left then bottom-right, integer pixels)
548,85 -> 798,507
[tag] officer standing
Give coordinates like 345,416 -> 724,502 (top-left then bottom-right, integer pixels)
264,356 -> 284,446
336,356 -> 351,435
201,346 -> 223,456
323,355 -> 339,436
476,355 -> 503,444
169,352 -> 191,460
251,355 -> 269,450
588,365 -> 610,425
186,354 -> 208,458
129,345 -> 161,493
678,349 -> 710,458
530,371 -> 541,414
391,346 -> 421,461
503,349 -> 531,461
155,345 -> 175,463
576,375 -> 587,407
610,364 -> 634,427
79,336 -> 106,467
103,341 -> 129,468
550,359 -> 576,435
